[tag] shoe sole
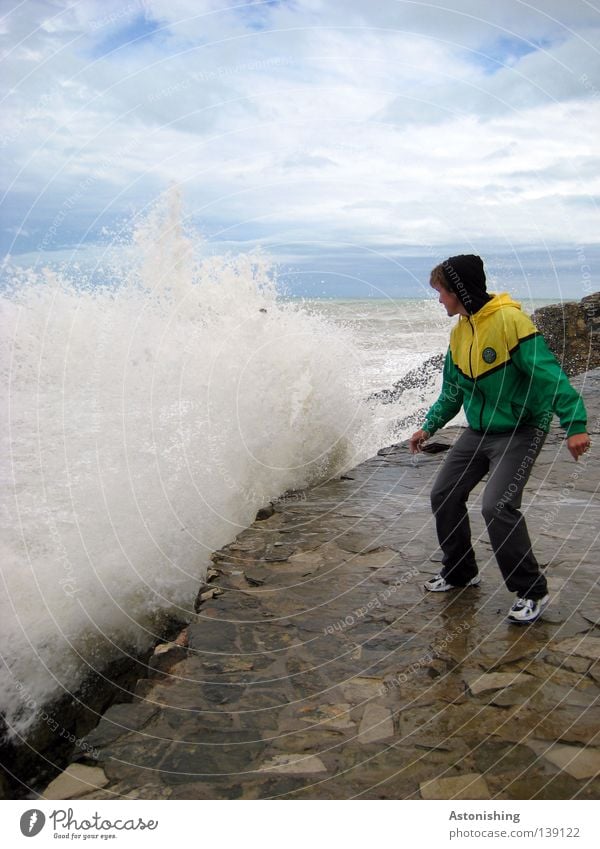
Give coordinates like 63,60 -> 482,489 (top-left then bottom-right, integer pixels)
425,576 -> 481,593
507,615 -> 543,625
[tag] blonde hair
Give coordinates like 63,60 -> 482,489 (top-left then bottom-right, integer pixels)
430,264 -> 449,290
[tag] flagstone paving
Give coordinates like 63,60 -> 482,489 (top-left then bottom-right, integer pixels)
44,372 -> 600,800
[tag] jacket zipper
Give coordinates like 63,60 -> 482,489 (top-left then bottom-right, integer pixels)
467,317 -> 486,431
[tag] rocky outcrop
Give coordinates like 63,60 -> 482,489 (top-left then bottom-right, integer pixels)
0,616 -> 186,799
370,353 -> 444,404
532,292 -> 600,376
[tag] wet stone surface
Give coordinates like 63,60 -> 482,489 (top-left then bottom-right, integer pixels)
54,371 -> 600,800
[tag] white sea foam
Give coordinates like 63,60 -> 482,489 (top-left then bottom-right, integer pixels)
0,191 -> 448,738
0,191 -> 388,738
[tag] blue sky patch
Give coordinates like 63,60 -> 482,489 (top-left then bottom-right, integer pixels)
470,35 -> 557,75
235,0 -> 289,31
89,12 -> 164,59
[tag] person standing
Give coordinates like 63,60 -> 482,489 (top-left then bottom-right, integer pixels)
409,254 -> 590,624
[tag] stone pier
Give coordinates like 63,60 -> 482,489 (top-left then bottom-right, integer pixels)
42,372 -> 600,800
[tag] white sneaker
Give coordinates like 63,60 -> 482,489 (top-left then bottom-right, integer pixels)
507,594 -> 550,624
424,573 -> 481,592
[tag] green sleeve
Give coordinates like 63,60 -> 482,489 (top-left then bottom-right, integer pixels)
423,349 -> 464,436
511,333 -> 588,437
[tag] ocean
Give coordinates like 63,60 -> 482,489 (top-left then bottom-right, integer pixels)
0,198 -> 556,739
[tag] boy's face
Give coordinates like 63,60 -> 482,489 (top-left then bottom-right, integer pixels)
431,281 -> 466,317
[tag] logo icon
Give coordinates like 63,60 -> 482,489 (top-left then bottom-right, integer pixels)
482,347 -> 497,364
20,810 -> 46,837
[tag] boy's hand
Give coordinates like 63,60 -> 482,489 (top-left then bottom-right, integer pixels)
567,432 -> 591,461
409,429 -> 430,454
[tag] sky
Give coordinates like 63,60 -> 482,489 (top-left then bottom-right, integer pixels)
1,0 -> 599,297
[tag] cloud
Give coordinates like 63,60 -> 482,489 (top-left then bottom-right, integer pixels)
0,0 -> 599,279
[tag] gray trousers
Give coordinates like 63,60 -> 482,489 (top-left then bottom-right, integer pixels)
430,426 -> 548,599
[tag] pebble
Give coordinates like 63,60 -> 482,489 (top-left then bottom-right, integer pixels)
420,773 -> 491,800
42,765 -> 109,800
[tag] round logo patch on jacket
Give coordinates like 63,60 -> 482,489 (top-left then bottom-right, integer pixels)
482,347 -> 497,364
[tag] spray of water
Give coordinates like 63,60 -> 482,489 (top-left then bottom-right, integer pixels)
0,189 -> 383,737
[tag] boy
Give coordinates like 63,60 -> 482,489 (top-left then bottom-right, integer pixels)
409,254 -> 590,623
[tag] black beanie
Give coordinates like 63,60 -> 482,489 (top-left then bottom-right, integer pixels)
441,254 -> 490,315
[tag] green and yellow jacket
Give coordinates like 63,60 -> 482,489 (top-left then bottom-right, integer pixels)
423,293 -> 587,437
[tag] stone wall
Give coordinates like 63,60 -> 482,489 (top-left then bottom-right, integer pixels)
532,292 -> 600,376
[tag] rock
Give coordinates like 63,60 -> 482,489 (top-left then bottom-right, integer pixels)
297,703 -> 355,731
286,550 -> 324,570
355,547 -> 400,570
149,642 -> 187,675
42,764 -> 109,799
187,619 -> 238,653
550,636 -> 600,660
255,504 -> 275,520
473,741 -> 538,775
336,533 -> 387,555
78,701 -> 160,751
505,659 -> 593,690
0,771 -> 11,799
466,672 -> 530,695
486,771 -> 584,800
358,705 -> 394,743
539,744 -> 600,779
532,293 -> 600,375
420,773 -> 491,800
502,703 -> 599,745
173,628 -> 189,647
122,784 -> 173,799
340,676 -> 385,703
263,545 -> 294,562
243,568 -> 268,586
193,585 -> 223,611
544,651 -> 591,675
370,353 -> 444,404
489,680 -> 598,709
377,444 -> 405,456
201,657 -> 254,674
257,754 -> 328,774
580,609 -> 600,627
